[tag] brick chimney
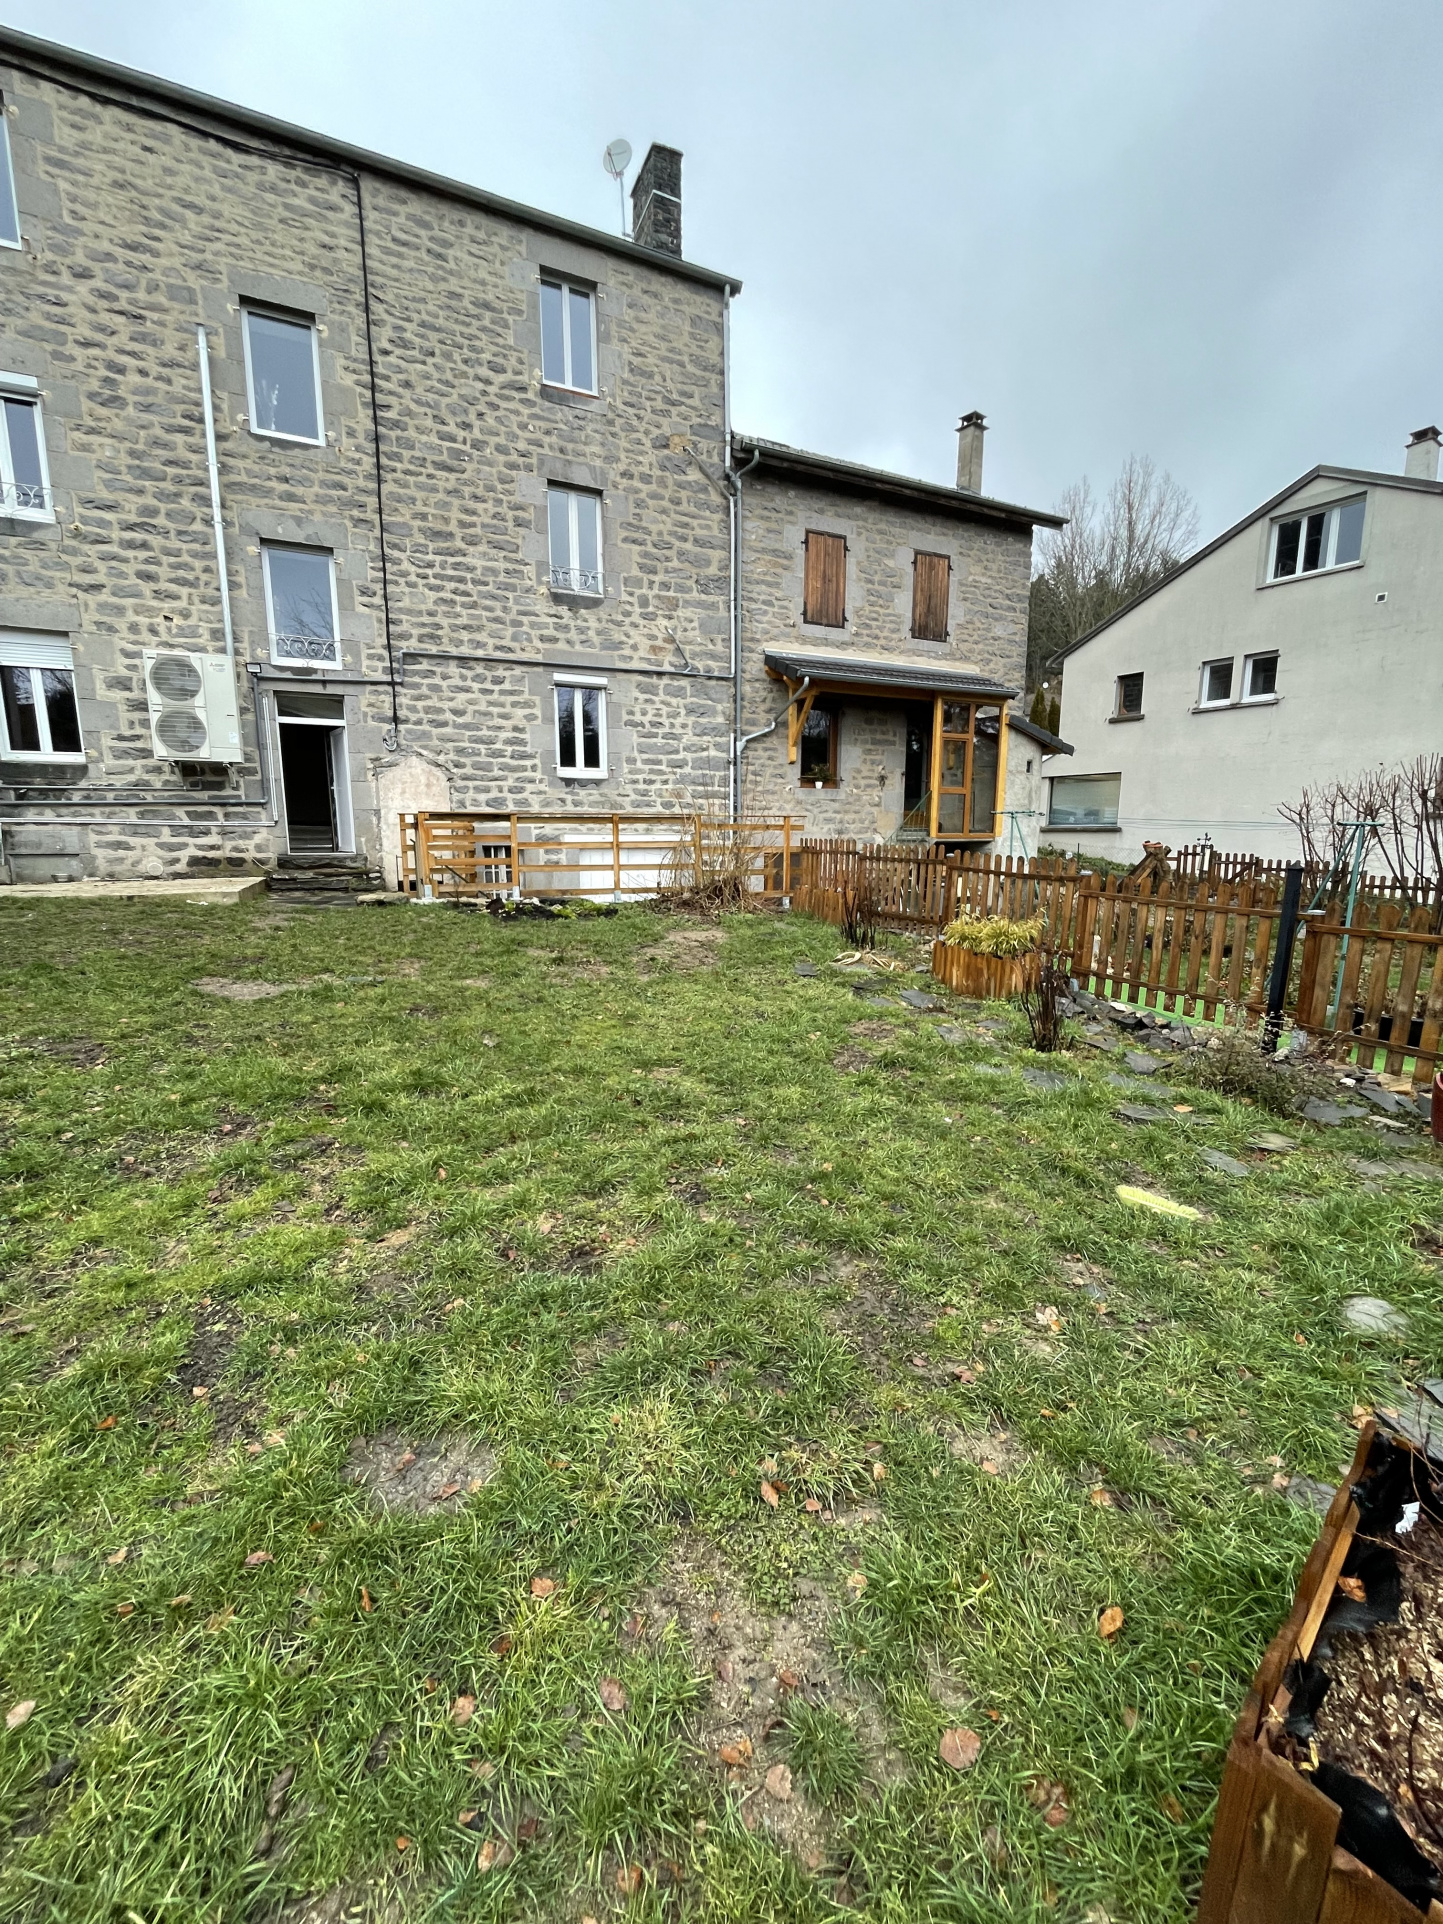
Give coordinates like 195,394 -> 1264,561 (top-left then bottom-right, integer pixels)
956,411 -> 986,492
631,144 -> 682,257
1405,425 -> 1441,481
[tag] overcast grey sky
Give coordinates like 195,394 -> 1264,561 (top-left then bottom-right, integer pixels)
6,0 -> 1441,541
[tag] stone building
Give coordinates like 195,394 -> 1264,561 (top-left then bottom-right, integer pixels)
732,426 -> 1067,848
0,25 -> 1065,887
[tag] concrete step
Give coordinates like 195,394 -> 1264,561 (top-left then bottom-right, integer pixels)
275,852 -> 373,872
266,868 -> 384,895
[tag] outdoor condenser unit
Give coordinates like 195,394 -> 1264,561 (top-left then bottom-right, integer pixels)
142,650 -> 243,763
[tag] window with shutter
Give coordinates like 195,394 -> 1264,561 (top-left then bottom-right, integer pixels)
803,532 -> 847,627
911,552 -> 950,641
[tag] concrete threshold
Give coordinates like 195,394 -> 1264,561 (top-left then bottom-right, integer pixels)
0,877 -> 267,905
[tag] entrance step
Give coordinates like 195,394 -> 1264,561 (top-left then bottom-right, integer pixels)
275,852 -> 373,872
266,861 -> 385,898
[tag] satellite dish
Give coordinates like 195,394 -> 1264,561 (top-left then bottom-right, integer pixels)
603,138 -> 632,180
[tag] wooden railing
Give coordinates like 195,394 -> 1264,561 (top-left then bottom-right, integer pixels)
400,812 -> 797,903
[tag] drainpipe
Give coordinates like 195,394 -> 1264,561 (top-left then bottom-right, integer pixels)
738,676 -> 810,759
724,398 -> 761,820
196,325 -> 237,687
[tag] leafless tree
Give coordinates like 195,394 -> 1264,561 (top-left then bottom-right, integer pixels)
1027,456 -> 1199,687
1279,756 -> 1443,911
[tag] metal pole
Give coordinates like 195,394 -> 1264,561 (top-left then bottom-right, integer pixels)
1263,861 -> 1303,1049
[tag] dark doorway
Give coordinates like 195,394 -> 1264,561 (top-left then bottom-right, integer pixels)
903,702 -> 933,817
279,724 -> 339,852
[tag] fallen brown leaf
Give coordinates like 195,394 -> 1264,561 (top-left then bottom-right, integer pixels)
433,1482 -> 461,1501
516,1815 -> 540,1842
530,1576 -> 556,1598
1160,1794 -> 1185,1824
759,1480 -> 779,1508
243,1550 -> 274,1567
1122,1706 -> 1139,1731
939,1726 -> 982,1772
764,1763 -> 793,1801
777,1667 -> 802,1692
6,1700 -> 36,1730
205,1605 -> 236,1631
477,1837 -> 513,1872
105,1548 -> 128,1566
169,1594 -> 191,1608
451,1694 -> 476,1725
360,1586 -> 372,1613
395,1835 -> 410,1851
1097,1605 -> 1124,1640
846,1570 -> 868,1593
614,1864 -> 641,1894
719,1736 -> 753,1767
803,1497 -> 822,1514
599,1677 -> 627,1712
980,1459 -> 1001,1476
96,1416 -> 117,1432
1336,1575 -> 1367,1602
491,1634 -> 514,1655
115,1602 -> 134,1617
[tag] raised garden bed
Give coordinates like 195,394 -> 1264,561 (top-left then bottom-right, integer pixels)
930,941 -> 1040,1001
1198,1408 -> 1443,1923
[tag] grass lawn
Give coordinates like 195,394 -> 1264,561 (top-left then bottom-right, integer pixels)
2,899 -> 1440,1924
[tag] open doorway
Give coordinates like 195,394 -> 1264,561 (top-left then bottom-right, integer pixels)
274,692 -> 353,854
902,702 -> 933,828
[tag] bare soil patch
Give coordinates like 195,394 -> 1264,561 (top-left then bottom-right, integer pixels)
636,926 -> 724,974
193,978 -> 291,1001
631,1537 -> 905,1866
831,1047 -> 873,1073
848,1020 -> 897,1042
343,1429 -> 497,1514
932,1419 -> 1031,1475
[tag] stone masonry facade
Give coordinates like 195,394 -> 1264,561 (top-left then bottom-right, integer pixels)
0,30 -> 1059,885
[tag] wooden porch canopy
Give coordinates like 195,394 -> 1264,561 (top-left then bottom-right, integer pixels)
763,647 -> 1019,842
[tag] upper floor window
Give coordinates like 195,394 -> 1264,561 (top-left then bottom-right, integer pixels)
0,633 -> 84,761
263,544 -> 339,665
1270,498 -> 1364,580
1200,658 -> 1233,706
540,280 -> 597,393
803,531 -> 847,627
0,376 -> 51,519
0,105 -> 20,248
1114,671 -> 1144,718
1243,652 -> 1278,700
243,308 -> 323,443
555,681 -> 607,777
548,486 -> 603,595
911,551 -> 950,641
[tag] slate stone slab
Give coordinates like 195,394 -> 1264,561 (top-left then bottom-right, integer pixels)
1342,1295 -> 1409,1336
1355,1084 -> 1404,1114
974,1018 -> 1009,1033
793,959 -> 820,977
1284,1476 -> 1337,1517
1123,1051 -> 1165,1075
861,996 -> 898,1012
934,1024 -> 971,1045
899,989 -> 945,1012
1348,1157 -> 1443,1183
1082,1035 -> 1118,1053
1246,1132 -> 1297,1153
1199,1148 -> 1252,1177
1022,1070 -> 1068,1091
1115,1104 -> 1172,1124
1301,1099 -> 1370,1125
1107,1074 -> 1183,1103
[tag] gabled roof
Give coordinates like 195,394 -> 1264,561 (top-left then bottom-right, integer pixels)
734,434 -> 1065,534
1008,714 -> 1073,756
0,26 -> 740,292
1056,463 -> 1443,660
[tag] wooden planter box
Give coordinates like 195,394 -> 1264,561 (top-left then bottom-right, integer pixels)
930,940 -> 1040,1002
1197,1418 -> 1443,1924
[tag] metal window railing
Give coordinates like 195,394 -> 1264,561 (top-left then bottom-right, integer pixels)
0,479 -> 52,516
271,632 -> 340,662
549,566 -> 603,595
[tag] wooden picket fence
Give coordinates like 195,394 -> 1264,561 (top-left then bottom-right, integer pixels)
796,841 -> 1443,1085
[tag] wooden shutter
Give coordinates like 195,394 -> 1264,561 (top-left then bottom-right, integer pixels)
911,552 -> 950,641
803,531 -> 847,627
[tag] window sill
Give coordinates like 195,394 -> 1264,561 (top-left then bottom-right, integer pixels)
1108,712 -> 1145,723
1191,696 -> 1280,713
556,768 -> 608,781
247,427 -> 326,447
540,383 -> 604,408
0,751 -> 87,765
799,621 -> 847,634
1047,822 -> 1120,833
0,512 -> 56,533
799,781 -> 839,790
1259,559 -> 1363,588
549,588 -> 605,609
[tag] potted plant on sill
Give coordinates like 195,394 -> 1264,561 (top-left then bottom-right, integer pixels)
934,913 -> 1045,1001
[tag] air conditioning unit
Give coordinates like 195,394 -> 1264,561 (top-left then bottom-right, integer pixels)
143,650 -> 243,763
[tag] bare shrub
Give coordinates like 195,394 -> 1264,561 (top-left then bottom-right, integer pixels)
1182,1020 -> 1335,1118
840,873 -> 880,950
1280,756 -> 1443,912
1019,949 -> 1072,1053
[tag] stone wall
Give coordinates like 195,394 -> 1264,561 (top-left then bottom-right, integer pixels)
0,50 -> 732,880
736,471 -> 1034,841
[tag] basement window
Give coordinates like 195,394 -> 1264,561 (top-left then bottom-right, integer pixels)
263,545 -> 340,666
1048,772 -> 1120,828
0,633 -> 84,761
555,681 -> 607,778
548,487 -> 603,595
243,308 -> 324,444
0,375 -> 51,519
540,280 -> 597,394
0,105 -> 19,248
1269,497 -> 1364,579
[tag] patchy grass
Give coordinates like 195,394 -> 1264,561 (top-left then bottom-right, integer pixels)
1,898 -> 1441,1923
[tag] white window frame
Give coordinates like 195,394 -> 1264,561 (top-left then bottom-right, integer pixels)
1267,497 -> 1365,582
539,279 -> 598,395
0,633 -> 85,762
1198,657 -> 1235,708
242,306 -> 325,446
262,544 -> 341,667
1242,652 -> 1279,702
0,105 -> 21,250
0,372 -> 53,521
547,487 -> 604,597
553,677 -> 608,780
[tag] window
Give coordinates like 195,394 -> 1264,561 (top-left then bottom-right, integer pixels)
798,706 -> 837,786
0,105 -> 20,248
554,682 -> 606,777
0,633 -> 84,761
1200,658 -> 1233,707
1114,671 -> 1144,718
548,487 -> 603,595
540,280 -> 597,393
1048,773 -> 1120,828
1243,652 -> 1278,700
0,376 -> 51,519
802,531 -> 847,628
243,308 -> 323,443
263,546 -> 339,665
911,551 -> 950,641
1270,498 -> 1364,580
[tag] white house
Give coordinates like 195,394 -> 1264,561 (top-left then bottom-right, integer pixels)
1045,429 -> 1443,865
